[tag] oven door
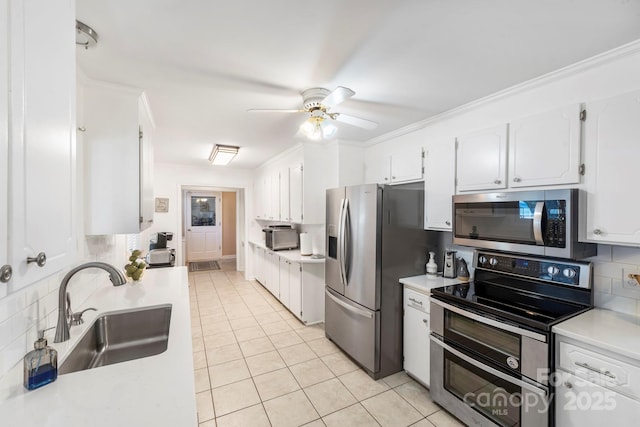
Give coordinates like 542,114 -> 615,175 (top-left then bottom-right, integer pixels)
431,299 -> 548,382
430,336 -> 549,427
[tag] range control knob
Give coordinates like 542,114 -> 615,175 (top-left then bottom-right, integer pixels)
547,266 -> 560,276
489,257 -> 498,267
563,268 -> 577,279
478,255 -> 488,265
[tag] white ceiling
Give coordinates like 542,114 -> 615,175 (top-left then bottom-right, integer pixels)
76,0 -> 640,169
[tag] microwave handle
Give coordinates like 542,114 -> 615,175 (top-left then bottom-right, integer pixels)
430,336 -> 548,397
533,201 -> 545,246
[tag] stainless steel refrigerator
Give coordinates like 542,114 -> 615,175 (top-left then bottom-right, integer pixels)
325,182 -> 437,379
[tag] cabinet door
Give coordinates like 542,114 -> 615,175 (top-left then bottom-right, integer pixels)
289,163 -> 303,223
509,104 -> 581,188
367,153 -> 391,184
253,177 -> 263,219
270,171 -> 279,221
390,148 -> 423,184
424,138 -> 455,230
278,258 -> 290,308
9,0 -> 75,290
279,167 -> 290,222
261,175 -> 271,220
556,372 -> 635,426
583,91 -> 640,245
0,0 -> 8,295
254,247 -> 265,285
289,261 -> 302,319
403,292 -> 430,387
266,251 -> 279,297
456,124 -> 508,192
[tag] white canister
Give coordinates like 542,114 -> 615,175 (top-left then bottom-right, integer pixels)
299,233 -> 312,255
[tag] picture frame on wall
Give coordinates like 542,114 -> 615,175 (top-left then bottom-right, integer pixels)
155,197 -> 169,213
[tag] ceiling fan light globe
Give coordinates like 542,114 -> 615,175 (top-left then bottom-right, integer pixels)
322,122 -> 337,138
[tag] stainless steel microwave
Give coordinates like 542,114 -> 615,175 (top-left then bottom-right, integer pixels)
453,189 -> 596,259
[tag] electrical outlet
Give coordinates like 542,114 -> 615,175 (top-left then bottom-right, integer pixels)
623,267 -> 640,289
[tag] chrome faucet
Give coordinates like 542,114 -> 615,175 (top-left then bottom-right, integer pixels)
54,262 -> 127,343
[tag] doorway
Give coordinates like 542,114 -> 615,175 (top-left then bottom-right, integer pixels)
186,191 -> 222,261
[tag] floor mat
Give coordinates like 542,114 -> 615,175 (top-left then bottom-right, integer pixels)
188,260 -> 221,272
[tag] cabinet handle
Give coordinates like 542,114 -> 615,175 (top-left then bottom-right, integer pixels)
0,265 -> 12,283
575,361 -> 616,379
494,179 -> 502,185
445,221 -> 451,226
513,177 -> 521,183
26,252 -> 47,267
564,381 -> 573,389
593,229 -> 602,235
384,177 -> 388,181
422,319 -> 428,325
392,176 -> 396,180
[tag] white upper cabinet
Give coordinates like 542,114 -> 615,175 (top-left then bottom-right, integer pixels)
7,0 -> 75,291
279,166 -> 290,222
583,90 -> 640,246
289,163 -> 303,223
390,149 -> 424,184
508,104 -> 582,188
83,81 -> 154,235
0,0 -> 8,295
424,137 -> 456,230
456,124 -> 508,192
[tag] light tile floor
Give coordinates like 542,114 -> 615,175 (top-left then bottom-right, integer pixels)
189,260 -> 464,427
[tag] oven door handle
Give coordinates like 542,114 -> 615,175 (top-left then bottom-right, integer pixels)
431,336 -> 548,397
533,201 -> 545,246
431,299 -> 547,343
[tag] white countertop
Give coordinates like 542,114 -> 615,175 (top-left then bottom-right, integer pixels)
0,267 -> 197,427
399,274 -> 468,295
249,240 -> 326,264
553,308 -> 640,361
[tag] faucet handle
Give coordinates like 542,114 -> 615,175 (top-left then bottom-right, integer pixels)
70,307 -> 97,326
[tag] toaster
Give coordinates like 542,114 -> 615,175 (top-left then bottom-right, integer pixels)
146,248 -> 176,266
263,225 -> 298,251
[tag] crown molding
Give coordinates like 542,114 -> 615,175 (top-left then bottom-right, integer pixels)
365,38 -> 640,146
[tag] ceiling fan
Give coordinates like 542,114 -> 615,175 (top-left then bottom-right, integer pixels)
248,86 -> 378,140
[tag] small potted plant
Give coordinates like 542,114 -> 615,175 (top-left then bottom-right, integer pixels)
124,249 -> 146,282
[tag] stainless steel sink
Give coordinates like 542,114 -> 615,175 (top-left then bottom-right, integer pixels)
59,305 -> 172,374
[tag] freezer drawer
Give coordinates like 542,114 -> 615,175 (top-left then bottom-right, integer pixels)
325,288 -> 380,374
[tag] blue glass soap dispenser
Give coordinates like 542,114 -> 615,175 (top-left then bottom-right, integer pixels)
23,328 -> 58,390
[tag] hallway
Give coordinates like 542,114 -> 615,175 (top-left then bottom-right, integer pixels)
189,260 -> 462,427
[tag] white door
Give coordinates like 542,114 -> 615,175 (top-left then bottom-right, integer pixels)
278,258 -> 290,308
289,163 -> 303,223
390,147 -> 423,184
583,90 -> 640,245
424,137 -> 455,230
1,0 -> 9,295
186,192 -> 222,261
289,262 -> 302,319
456,124 -> 508,192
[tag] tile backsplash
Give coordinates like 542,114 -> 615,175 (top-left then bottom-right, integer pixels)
0,235 -> 128,380
589,244 -> 640,316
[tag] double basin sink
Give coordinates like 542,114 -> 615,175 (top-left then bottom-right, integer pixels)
59,305 -> 172,375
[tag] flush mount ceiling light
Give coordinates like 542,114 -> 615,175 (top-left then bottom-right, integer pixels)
209,144 -> 239,166
76,20 -> 98,49
299,110 -> 337,141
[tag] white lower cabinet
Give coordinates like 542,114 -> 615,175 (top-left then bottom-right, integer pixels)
403,287 -> 430,387
253,245 -> 324,324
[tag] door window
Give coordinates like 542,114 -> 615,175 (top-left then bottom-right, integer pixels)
191,196 -> 216,226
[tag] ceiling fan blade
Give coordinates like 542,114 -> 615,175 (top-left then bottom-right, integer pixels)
334,113 -> 378,130
247,109 -> 305,113
321,86 -> 355,108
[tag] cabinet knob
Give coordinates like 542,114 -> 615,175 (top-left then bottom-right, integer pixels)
392,176 -> 396,180
564,381 -> 573,389
445,221 -> 451,226
422,319 -> 428,325
384,177 -> 388,181
513,177 -> 521,183
0,265 -> 12,283
593,229 -> 602,235
26,252 -> 47,267
494,179 -> 502,185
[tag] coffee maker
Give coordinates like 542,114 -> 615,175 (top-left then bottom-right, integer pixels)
146,232 -> 175,268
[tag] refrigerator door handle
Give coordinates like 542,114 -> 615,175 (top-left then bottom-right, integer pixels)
326,289 -> 373,319
342,198 -> 350,285
337,198 -> 347,286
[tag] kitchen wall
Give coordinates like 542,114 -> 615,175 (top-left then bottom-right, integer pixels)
143,162 -> 253,268
364,42 -> 640,316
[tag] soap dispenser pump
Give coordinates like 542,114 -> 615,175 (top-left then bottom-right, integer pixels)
24,327 -> 58,391
426,251 -> 438,276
